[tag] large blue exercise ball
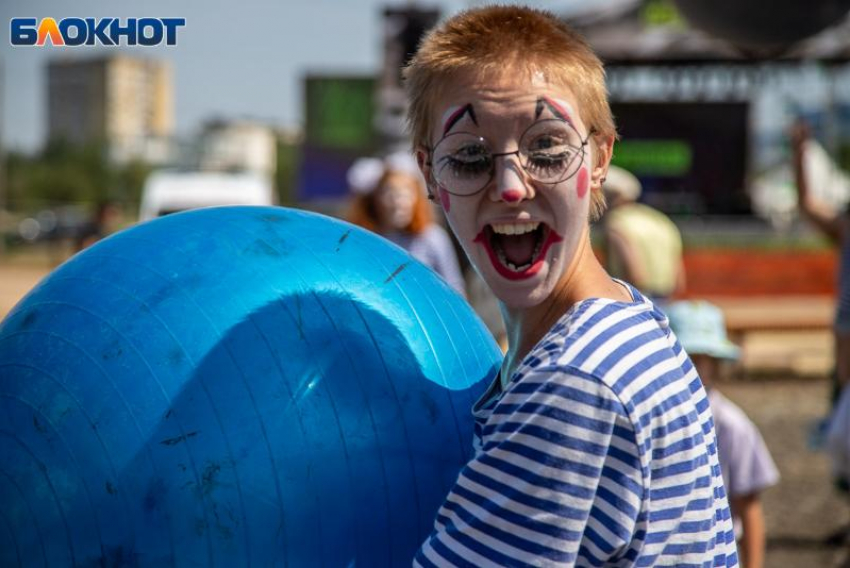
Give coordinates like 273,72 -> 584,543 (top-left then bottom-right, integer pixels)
0,206 -> 500,567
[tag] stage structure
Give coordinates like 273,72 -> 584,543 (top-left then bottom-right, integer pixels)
566,0 -> 850,224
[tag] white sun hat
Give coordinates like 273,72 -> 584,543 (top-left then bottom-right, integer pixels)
603,165 -> 642,201
346,157 -> 385,195
347,152 -> 425,196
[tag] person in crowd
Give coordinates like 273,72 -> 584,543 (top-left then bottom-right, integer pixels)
791,121 -> 850,400
793,120 -> 850,544
347,152 -> 466,296
601,165 -> 686,301
403,5 -> 738,565
667,300 -> 779,568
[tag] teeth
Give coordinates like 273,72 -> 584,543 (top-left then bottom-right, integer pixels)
501,259 -> 532,272
491,221 -> 539,235
489,221 -> 545,272
507,261 -> 531,272
496,245 -> 533,272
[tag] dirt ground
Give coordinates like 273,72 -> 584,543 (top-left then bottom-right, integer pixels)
721,375 -> 850,567
1,260 -> 849,565
0,262 -> 51,318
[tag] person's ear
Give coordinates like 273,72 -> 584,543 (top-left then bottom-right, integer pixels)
590,133 -> 615,191
415,146 -> 436,201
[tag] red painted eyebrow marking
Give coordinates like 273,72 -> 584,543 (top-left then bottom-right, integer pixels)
442,104 -> 478,136
539,97 -> 574,125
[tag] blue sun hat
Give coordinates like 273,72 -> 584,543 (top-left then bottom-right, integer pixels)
666,300 -> 741,360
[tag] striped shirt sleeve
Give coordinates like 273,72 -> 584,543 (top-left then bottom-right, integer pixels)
414,365 -> 643,567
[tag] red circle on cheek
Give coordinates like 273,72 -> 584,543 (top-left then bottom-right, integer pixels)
576,168 -> 589,199
439,188 -> 451,212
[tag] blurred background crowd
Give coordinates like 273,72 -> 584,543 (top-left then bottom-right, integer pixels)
3,0 -> 850,565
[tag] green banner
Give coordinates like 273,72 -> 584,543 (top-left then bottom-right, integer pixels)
305,76 -> 376,150
612,139 -> 693,176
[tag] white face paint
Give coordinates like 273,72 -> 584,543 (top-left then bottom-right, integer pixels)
424,74 -> 596,309
375,171 -> 418,231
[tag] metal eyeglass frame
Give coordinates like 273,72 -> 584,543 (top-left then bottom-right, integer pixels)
425,119 -> 596,198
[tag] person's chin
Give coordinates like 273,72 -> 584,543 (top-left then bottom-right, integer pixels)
477,258 -> 557,310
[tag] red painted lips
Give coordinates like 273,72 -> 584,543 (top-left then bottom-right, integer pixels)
474,224 -> 563,281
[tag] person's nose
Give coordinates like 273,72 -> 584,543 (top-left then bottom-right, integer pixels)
489,153 -> 534,204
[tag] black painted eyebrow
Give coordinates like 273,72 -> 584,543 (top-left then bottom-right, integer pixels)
442,103 -> 478,136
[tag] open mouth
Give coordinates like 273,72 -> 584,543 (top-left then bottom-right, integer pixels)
473,221 -> 563,281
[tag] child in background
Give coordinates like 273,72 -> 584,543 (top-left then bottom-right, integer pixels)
347,153 -> 466,296
667,301 -> 780,568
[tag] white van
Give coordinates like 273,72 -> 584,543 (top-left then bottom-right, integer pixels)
139,171 -> 275,222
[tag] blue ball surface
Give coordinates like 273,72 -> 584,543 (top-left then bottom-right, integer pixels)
0,206 -> 500,567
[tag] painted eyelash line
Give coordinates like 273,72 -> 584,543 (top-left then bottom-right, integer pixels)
441,104 -> 478,136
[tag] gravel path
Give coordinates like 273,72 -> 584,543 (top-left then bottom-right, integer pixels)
721,376 -> 850,567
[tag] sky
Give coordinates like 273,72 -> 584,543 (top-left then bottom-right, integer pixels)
0,0 -> 620,154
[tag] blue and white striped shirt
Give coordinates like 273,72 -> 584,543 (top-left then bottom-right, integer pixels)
415,286 -> 738,567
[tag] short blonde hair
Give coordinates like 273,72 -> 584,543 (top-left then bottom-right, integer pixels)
403,5 -> 616,220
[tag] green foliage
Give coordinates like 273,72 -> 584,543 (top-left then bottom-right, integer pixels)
275,137 -> 301,206
5,138 -> 152,214
611,139 -> 693,176
116,159 -> 154,205
305,77 -> 376,150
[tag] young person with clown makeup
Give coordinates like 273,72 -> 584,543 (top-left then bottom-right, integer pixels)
404,6 -> 738,567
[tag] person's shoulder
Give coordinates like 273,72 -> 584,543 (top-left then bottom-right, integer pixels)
708,388 -> 758,432
708,388 -> 746,419
630,202 -> 677,226
541,296 -> 664,372
603,203 -> 631,225
410,224 -> 448,249
550,295 -> 696,404
574,292 -> 660,331
512,345 -> 630,419
421,223 -> 451,242
606,203 -> 675,233
418,224 -> 459,261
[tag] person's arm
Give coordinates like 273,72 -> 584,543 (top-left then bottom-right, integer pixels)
790,121 -> 844,244
730,493 -> 766,568
414,368 -> 642,566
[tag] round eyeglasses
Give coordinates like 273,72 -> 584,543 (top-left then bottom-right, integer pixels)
428,119 -> 594,197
